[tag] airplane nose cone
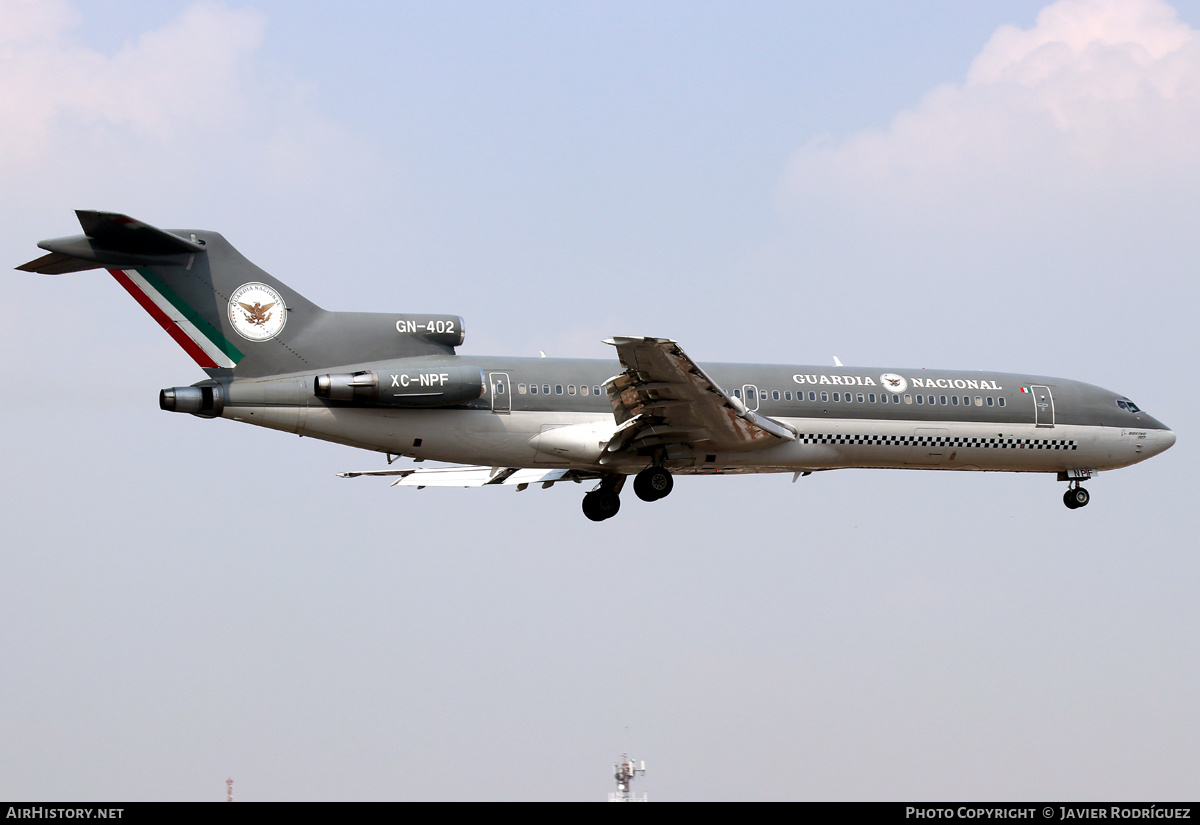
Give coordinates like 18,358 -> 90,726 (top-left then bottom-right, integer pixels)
1159,429 -> 1177,454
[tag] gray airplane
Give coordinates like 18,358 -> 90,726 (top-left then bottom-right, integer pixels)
18,211 -> 1175,520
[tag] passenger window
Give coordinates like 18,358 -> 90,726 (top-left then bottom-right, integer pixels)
998,397 -> 1006,407
962,396 -> 970,406
987,397 -> 994,406
555,385 -> 563,394
951,396 -> 958,405
833,392 -> 840,402
940,395 -> 947,405
568,385 -> 576,395
809,392 -> 816,401
593,386 -> 601,396
857,393 -> 864,403
821,392 -> 828,402
581,385 -> 589,396
975,396 -> 982,406
733,389 -> 742,399
881,393 -> 888,404
543,384 -> 550,395
530,384 -> 538,394
785,391 -> 792,401
869,393 -> 876,403
904,394 -> 912,404
772,390 -> 780,400
916,395 -> 923,405
518,384 -> 527,394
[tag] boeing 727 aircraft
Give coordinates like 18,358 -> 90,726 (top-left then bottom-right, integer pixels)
18,211 -> 1175,520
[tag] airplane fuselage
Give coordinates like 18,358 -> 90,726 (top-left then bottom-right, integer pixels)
214,355 -> 1175,477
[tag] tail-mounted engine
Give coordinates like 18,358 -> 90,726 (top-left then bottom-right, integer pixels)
393,315 -> 465,349
160,384 -> 225,418
314,366 -> 486,408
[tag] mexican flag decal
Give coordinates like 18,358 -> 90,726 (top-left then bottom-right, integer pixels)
108,267 -> 245,369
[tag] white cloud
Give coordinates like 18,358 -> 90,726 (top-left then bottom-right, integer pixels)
0,1 -> 391,377
0,0 -> 387,223
0,0 -> 77,45
0,0 -> 265,164
782,0 -> 1200,223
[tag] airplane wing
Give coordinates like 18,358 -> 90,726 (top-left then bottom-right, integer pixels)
338,465 -> 596,490
602,336 -> 796,457
342,337 -> 797,484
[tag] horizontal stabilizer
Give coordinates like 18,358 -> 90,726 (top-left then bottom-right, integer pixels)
16,251 -> 104,274
75,211 -> 206,255
16,211 -> 206,273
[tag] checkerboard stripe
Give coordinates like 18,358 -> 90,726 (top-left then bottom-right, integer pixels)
799,434 -> 1077,450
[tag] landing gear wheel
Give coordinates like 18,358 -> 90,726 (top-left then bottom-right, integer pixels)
1063,487 -> 1090,509
582,489 -> 621,521
633,466 -> 674,502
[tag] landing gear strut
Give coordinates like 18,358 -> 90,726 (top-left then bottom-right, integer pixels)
1063,484 -> 1090,509
582,475 -> 625,522
633,466 -> 673,502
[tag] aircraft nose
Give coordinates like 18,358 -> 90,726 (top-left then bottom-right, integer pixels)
1158,429 -> 1177,454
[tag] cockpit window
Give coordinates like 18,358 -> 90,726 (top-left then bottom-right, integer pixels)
1117,399 -> 1143,414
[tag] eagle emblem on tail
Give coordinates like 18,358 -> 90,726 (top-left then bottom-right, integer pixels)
228,282 -> 287,342
238,301 -> 275,326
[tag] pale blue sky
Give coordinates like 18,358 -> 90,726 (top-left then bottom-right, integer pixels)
2,0 -> 1197,800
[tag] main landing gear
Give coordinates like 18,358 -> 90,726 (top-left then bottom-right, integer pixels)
583,475 -> 624,522
633,465 -> 673,502
582,466 -> 675,521
1063,484 -> 1090,510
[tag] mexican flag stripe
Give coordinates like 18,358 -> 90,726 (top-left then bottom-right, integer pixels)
134,267 -> 244,364
108,268 -> 243,369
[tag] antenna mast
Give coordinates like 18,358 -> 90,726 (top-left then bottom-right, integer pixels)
608,754 -> 647,802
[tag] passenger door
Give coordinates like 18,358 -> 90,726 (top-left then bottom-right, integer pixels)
489,372 -> 510,414
1031,384 -> 1054,427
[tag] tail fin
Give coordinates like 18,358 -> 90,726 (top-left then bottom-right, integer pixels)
18,211 -> 461,376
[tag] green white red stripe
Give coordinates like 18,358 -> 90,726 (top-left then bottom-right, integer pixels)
108,268 -> 244,369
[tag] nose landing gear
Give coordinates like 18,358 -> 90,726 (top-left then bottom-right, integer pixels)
1063,484 -> 1090,509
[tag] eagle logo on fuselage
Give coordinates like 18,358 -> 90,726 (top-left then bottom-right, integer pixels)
880,373 -> 907,393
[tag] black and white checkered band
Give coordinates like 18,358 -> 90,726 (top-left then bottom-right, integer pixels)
799,434 -> 1077,451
